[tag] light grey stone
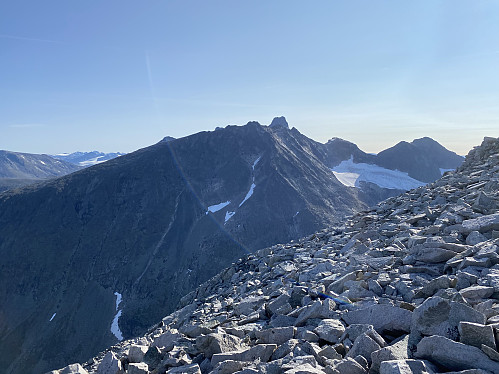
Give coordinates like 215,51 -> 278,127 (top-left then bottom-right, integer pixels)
460,285 -> 495,300
466,231 -> 488,245
370,335 -> 409,374
97,351 -> 122,374
284,363 -> 325,374
152,330 -> 182,350
195,332 -> 243,358
295,299 -> 336,327
211,360 -> 245,374
127,345 -> 148,364
328,357 -> 367,374
179,323 -> 213,338
211,344 -> 277,366
255,326 -> 295,345
345,333 -> 381,365
166,363 -> 201,373
415,335 -> 499,372
379,359 -> 436,374
461,213 -> 499,234
313,319 -> 345,344
459,322 -> 496,349
342,305 -> 412,334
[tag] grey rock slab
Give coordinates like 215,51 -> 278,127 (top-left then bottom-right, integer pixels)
211,344 -> 277,366
481,344 -> 499,362
254,326 -> 295,345
459,322 -> 496,349
127,362 -> 149,374
466,231 -> 488,245
295,299 -> 337,327
195,332 -> 243,358
127,345 -> 148,363
52,364 -> 89,374
179,323 -> 213,338
370,335 -> 409,374
460,285 -> 495,300
461,213 -> 499,234
166,363 -> 201,373
342,305 -> 412,334
271,339 -> 299,360
211,360 -> 246,374
415,335 -> 499,372
410,245 -> 458,263
328,357 -> 367,374
283,363 -> 326,374
345,333 -> 381,365
410,296 -> 486,347
152,330 -> 183,350
143,346 -> 162,370
97,351 -> 122,374
313,319 -> 345,344
378,359 -> 436,374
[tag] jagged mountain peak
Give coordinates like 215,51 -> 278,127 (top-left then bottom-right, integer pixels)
269,116 -> 289,129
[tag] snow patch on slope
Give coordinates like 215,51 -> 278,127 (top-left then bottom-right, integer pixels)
111,292 -> 124,341
239,183 -> 256,207
225,211 -> 235,223
206,201 -> 231,214
331,156 -> 426,190
49,313 -> 56,322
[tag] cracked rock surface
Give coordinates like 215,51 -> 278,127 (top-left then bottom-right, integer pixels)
52,137 -> 499,373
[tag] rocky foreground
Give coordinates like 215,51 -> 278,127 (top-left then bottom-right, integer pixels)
52,137 -> 499,374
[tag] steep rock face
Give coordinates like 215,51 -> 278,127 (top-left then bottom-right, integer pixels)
0,122 -> 365,374
56,137 -> 499,374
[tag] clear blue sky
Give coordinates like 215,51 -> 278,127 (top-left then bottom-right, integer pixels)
1,1 -> 498,155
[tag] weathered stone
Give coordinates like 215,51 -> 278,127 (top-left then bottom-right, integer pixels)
211,344 -> 277,366
461,213 -> 499,234
143,346 -> 162,370
195,332 -> 243,358
409,296 -> 486,349
166,363 -> 201,373
415,335 -> 499,372
127,362 -> 148,374
342,305 -> 412,334
370,335 -> 409,374
345,333 -> 381,365
379,359 -> 436,374
460,285 -> 495,300
313,319 -> 345,344
328,357 -> 367,374
271,339 -> 299,360
153,330 -> 182,350
466,231 -> 488,245
459,322 -> 496,349
255,326 -> 295,345
179,323 -> 213,338
97,351 -> 122,374
128,345 -> 148,363
295,299 -> 336,326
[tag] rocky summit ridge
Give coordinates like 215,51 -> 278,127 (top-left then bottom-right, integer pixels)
54,137 -> 499,374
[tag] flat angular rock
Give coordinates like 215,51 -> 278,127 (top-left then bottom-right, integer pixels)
211,360 -> 246,374
345,333 -> 381,365
153,330 -> 182,350
379,359 -> 436,374
328,357 -> 367,374
283,363 -> 325,373
97,351 -> 122,374
196,332 -> 243,358
128,345 -> 148,363
460,286 -> 495,300
461,213 -> 499,234
255,326 -> 295,345
371,335 -> 409,374
415,335 -> 499,372
179,323 -> 213,338
211,344 -> 277,366
459,322 -> 496,349
313,319 -> 345,344
295,299 -> 336,326
166,363 -> 201,373
410,296 -> 486,348
342,305 -> 412,334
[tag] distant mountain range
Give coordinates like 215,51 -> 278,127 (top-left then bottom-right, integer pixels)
52,151 -> 126,167
0,118 -> 464,373
0,150 -> 81,192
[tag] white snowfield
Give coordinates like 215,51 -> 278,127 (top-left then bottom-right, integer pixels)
206,201 -> 231,214
331,156 -> 426,190
49,313 -> 56,322
225,211 -> 235,223
111,292 -> 124,341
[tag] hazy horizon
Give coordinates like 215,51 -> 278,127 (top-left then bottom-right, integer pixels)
2,1 -> 498,155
